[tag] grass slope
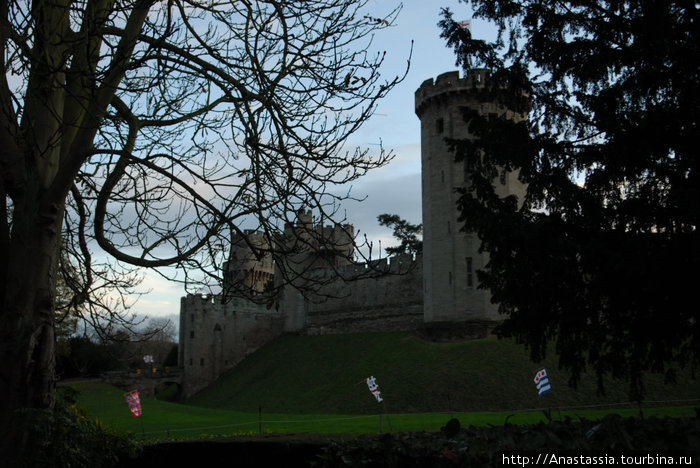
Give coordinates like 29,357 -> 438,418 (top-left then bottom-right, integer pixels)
186,331 -> 700,414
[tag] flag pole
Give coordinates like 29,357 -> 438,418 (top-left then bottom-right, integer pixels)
139,391 -> 145,436
382,400 -> 392,433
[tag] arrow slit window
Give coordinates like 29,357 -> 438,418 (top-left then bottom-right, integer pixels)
466,257 -> 473,288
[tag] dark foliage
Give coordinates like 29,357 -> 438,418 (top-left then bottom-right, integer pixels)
56,337 -> 123,379
316,415 -> 700,467
25,386 -> 139,467
439,0 -> 699,400
377,214 -> 423,256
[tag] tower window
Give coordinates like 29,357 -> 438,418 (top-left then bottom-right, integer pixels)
436,118 -> 444,134
447,221 -> 451,234
449,271 -> 452,284
190,331 -> 194,339
463,158 -> 472,185
200,358 -> 204,366
466,257 -> 473,288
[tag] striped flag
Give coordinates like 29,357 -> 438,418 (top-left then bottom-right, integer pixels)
124,389 -> 143,417
533,368 -> 552,397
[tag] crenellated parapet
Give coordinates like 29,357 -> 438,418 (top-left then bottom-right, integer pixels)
304,251 -> 421,282
180,293 -> 274,316
180,292 -> 221,307
280,210 -> 356,272
415,69 -> 489,118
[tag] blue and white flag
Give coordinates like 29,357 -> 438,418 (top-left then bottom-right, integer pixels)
533,368 -> 552,397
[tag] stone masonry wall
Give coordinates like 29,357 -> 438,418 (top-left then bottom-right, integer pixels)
179,294 -> 285,398
304,254 -> 423,335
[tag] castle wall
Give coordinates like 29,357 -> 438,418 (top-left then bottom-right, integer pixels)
304,254 -> 423,335
179,294 -> 285,398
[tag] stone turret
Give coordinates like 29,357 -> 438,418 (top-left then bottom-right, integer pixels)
275,210 -> 356,331
279,210 -> 355,274
223,229 -> 274,295
416,70 -> 527,324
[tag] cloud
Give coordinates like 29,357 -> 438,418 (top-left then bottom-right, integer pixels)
342,169 -> 422,255
130,270 -> 184,319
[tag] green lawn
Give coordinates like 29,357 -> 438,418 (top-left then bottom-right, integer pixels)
73,381 -> 697,442
72,331 -> 699,442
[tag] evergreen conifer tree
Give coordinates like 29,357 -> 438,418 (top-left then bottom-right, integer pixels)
440,0 -> 698,399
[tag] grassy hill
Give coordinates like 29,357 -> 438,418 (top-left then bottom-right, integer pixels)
186,331 -> 700,415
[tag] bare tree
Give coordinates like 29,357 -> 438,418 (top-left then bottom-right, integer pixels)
0,0 -> 407,461
57,236 -> 146,340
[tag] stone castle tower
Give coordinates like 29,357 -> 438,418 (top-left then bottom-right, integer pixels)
275,209 -> 356,332
415,70 -> 527,323
222,229 -> 274,296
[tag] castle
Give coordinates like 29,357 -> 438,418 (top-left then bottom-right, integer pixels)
178,70 -> 527,398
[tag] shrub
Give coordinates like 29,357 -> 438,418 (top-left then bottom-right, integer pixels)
24,386 -> 140,467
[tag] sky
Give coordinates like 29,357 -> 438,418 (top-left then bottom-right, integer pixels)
131,0 -> 487,324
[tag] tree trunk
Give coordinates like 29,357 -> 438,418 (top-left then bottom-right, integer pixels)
0,188 -> 64,464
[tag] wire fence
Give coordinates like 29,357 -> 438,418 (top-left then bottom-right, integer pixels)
134,398 -> 700,438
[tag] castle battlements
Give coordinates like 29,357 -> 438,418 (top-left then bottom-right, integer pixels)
283,213 -> 354,248
415,69 -> 489,117
180,293 -> 279,311
232,229 -> 268,244
181,293 -> 219,306
305,251 -> 420,281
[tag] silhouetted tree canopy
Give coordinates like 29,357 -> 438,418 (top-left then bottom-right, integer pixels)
440,0 -> 698,400
377,213 -> 422,256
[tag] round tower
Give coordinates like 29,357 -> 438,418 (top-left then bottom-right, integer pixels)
415,70 -> 527,323
224,229 -> 274,295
